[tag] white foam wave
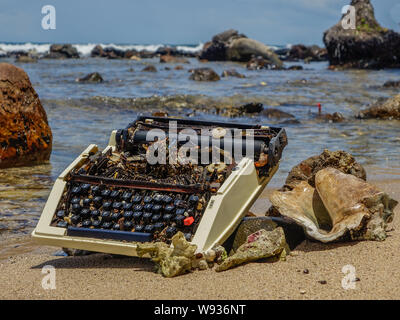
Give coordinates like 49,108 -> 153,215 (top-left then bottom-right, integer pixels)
0,42 -> 204,56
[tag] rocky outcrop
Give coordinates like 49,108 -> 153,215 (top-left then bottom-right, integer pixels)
45,44 -> 80,59
75,72 -> 103,83
357,94 -> 400,120
189,68 -> 220,81
323,0 -> 400,69
199,29 -> 282,67
0,63 -> 52,168
262,108 -> 296,119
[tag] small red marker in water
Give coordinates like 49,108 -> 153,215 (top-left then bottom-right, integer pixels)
317,103 -> 322,115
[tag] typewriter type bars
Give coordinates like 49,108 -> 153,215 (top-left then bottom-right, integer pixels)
32,116 -> 287,255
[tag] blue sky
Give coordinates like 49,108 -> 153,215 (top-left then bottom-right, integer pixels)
0,0 -> 399,45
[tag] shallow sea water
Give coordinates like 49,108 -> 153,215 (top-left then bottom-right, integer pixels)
0,56 -> 399,235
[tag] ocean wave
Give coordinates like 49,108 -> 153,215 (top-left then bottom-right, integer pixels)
0,42 -> 204,56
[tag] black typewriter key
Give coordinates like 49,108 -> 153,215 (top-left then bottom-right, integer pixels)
164,205 -> 175,214
92,220 -> 101,228
93,196 -> 103,208
162,195 -> 172,204
91,185 -> 101,196
175,215 -> 185,227
174,199 -> 187,208
56,210 -> 65,218
184,233 -> 192,241
144,224 -> 155,233
133,211 -> 143,222
112,223 -> 121,230
162,214 -> 173,223
112,202 -> 122,210
134,225 -> 144,232
71,203 -> 81,214
81,184 -> 91,194
153,194 -> 163,203
175,208 -> 185,216
90,210 -> 100,218
123,211 -> 133,220
144,203 -> 153,212
151,214 -> 161,223
71,186 -> 82,195
82,219 -> 92,228
166,226 -> 177,238
152,204 -> 162,214
80,208 -> 90,219
82,198 -> 91,208
71,197 -> 80,205
57,221 -> 68,228
111,212 -> 121,221
123,202 -> 133,210
143,196 -> 152,203
102,201 -> 112,210
101,189 -> 111,197
102,221 -> 112,229
188,195 -> 199,205
142,212 -> 152,223
133,204 -> 143,211
132,195 -> 142,203
110,190 -> 120,199
123,221 -> 133,230
122,191 -> 133,201
71,215 -> 80,224
154,222 -> 164,232
101,211 -> 111,222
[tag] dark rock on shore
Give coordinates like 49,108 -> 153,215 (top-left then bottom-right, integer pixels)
76,72 -> 103,83
323,0 -> 400,69
142,65 -> 157,72
221,69 -> 245,78
44,44 -> 80,59
357,95 -> 400,120
189,68 -> 220,81
0,63 -> 52,168
199,29 -> 282,68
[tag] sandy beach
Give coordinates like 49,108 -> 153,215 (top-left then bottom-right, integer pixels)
0,177 -> 398,300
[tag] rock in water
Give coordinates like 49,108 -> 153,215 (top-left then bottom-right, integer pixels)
136,232 -> 197,277
45,44 -> 80,59
142,65 -> 157,72
189,68 -> 220,81
221,69 -> 245,78
215,228 -> 289,272
323,0 -> 400,69
226,38 -> 283,68
270,168 -> 398,242
76,72 -> 103,83
0,63 -> 52,168
357,94 -> 400,120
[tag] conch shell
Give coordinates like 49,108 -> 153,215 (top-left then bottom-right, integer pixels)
270,167 -> 397,242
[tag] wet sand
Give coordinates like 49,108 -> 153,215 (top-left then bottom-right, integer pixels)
0,178 -> 399,300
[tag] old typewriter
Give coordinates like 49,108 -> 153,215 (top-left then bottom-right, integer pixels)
32,116 -> 287,255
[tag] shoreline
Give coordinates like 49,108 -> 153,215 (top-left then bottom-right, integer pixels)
0,175 -> 399,299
